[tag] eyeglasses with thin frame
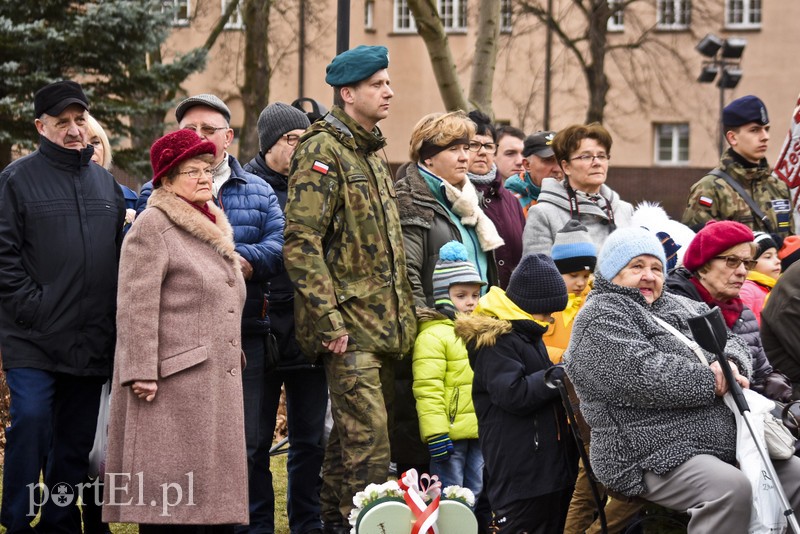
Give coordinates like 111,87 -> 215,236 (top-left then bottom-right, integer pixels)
182,124 -> 229,137
570,153 -> 610,163
283,134 -> 300,146
714,255 -> 758,271
468,141 -> 498,153
177,168 -> 213,180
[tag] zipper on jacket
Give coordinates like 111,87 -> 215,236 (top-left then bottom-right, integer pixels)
448,388 -> 459,425
533,416 -> 540,451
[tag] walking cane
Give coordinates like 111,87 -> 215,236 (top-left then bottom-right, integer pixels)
687,307 -> 800,533
544,366 -> 609,534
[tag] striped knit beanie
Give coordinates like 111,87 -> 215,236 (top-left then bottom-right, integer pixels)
551,220 -> 596,274
753,232 -> 781,259
432,241 -> 486,308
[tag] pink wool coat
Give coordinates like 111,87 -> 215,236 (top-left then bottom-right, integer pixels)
103,188 -> 248,525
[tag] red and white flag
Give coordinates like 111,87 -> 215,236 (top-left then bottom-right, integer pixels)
772,94 -> 800,228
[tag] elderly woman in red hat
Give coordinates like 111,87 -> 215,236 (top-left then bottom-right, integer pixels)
103,130 -> 248,532
666,220 -> 792,402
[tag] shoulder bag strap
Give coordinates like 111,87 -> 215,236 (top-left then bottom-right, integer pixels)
652,315 -> 709,366
708,168 -> 776,233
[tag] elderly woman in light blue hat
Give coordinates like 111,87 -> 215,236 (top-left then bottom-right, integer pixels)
562,226 -> 800,533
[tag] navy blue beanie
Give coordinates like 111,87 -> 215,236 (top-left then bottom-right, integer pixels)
506,254 -> 567,315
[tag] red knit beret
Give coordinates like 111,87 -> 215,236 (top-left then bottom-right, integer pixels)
150,129 -> 216,186
682,220 -> 754,272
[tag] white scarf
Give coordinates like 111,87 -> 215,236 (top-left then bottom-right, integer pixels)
440,175 -> 505,252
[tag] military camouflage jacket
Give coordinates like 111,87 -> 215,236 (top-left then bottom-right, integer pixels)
682,149 -> 794,235
284,106 -> 416,359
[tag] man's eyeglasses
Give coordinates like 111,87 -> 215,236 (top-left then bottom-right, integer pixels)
283,134 -> 300,146
177,168 -> 214,180
468,141 -> 497,153
570,153 -> 610,163
182,124 -> 228,137
714,255 -> 758,271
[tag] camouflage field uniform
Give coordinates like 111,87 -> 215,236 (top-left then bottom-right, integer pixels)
683,149 -> 795,236
284,105 -> 416,527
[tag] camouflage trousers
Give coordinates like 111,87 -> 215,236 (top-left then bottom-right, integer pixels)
320,351 -> 396,526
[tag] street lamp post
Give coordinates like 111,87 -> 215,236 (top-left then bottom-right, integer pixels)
696,34 -> 747,156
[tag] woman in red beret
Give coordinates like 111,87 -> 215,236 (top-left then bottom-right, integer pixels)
103,129 -> 248,532
666,220 -> 793,402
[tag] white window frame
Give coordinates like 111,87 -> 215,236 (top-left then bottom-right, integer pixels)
165,0 -> 190,27
392,0 -> 467,33
654,123 -> 690,165
607,0 -> 624,32
222,0 -> 243,30
500,0 -> 513,33
393,0 -> 417,33
724,0 -> 761,29
365,0 -> 375,31
656,0 -> 691,30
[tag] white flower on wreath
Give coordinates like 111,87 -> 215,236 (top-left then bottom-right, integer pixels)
349,480 -> 404,531
443,485 -> 475,507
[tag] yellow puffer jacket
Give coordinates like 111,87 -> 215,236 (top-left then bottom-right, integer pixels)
412,308 -> 479,442
545,282 -> 592,364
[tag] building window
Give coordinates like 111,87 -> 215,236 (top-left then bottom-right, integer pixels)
607,0 -> 624,32
725,0 -> 761,29
501,0 -> 513,33
656,0 -> 691,30
394,0 -> 417,32
393,0 -> 466,33
439,0 -> 467,31
222,0 -> 243,30
365,0 -> 375,31
655,123 -> 689,165
165,0 -> 190,26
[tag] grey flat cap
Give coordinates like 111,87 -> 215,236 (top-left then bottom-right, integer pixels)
175,94 -> 231,124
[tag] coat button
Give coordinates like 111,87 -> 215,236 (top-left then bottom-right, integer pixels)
498,259 -> 505,266
227,280 -> 235,287
229,368 -> 238,376
228,308 -> 235,313
231,339 -> 238,347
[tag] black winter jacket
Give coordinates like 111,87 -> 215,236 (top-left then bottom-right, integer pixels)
666,267 -> 773,394
455,314 -> 578,509
244,154 -> 317,371
0,137 -> 125,375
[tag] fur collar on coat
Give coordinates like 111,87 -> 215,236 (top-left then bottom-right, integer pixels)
147,187 -> 240,268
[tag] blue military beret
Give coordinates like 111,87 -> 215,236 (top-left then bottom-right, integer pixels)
722,95 -> 769,127
325,45 -> 389,87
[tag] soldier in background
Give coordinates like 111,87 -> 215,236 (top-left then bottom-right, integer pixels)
283,45 -> 416,534
683,95 -> 795,236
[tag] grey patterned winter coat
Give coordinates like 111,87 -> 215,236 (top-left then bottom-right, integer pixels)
564,275 -> 752,497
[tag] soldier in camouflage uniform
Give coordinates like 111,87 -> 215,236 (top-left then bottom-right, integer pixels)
283,45 -> 416,533
683,95 -> 794,236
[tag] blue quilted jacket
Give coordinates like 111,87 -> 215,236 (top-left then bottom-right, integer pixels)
137,154 -> 284,329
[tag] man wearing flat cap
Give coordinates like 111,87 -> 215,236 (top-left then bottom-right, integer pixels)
0,80 -> 126,532
284,45 -> 416,533
505,130 -> 562,216
683,94 -> 794,236
243,102 -> 329,534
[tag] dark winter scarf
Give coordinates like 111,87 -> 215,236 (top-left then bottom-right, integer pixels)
690,277 -> 743,328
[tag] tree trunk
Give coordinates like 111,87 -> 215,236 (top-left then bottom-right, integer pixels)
585,0 -> 610,124
239,0 -> 271,160
469,0 -> 501,117
0,140 -> 12,170
407,0 -> 469,112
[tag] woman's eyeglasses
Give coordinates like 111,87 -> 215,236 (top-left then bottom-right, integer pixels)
570,153 -> 610,163
468,141 -> 497,153
714,255 -> 758,271
177,168 -> 214,180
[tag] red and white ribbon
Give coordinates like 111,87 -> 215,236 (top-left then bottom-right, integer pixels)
398,469 -> 442,534
772,95 -> 800,228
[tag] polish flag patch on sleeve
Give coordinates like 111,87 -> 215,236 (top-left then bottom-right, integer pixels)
312,160 -> 330,175
699,196 -> 713,207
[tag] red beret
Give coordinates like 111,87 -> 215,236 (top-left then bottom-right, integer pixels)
682,220 -> 754,272
150,129 -> 216,186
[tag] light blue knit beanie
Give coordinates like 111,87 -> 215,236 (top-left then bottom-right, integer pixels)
598,227 -> 667,280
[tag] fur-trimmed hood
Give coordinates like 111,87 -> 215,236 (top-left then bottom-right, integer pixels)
396,163 -> 448,229
454,313 -> 512,349
147,187 -> 240,267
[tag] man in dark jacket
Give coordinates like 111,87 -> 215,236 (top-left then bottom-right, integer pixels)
762,261 -> 800,398
136,94 -> 285,533
243,102 -> 327,534
0,80 -> 126,533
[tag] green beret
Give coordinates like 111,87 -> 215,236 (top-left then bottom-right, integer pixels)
325,45 -> 389,87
